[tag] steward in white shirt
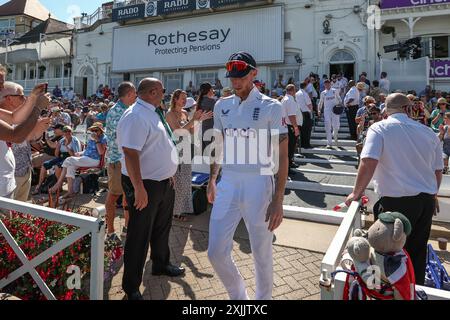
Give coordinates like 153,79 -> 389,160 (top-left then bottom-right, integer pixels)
344,80 -> 362,140
282,84 -> 302,169
296,82 -> 314,149
117,78 -> 185,301
345,93 -> 444,286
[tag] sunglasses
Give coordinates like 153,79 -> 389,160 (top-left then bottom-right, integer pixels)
370,112 -> 379,116
225,60 -> 255,72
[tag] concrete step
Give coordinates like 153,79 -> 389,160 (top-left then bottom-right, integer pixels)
294,156 -> 358,166
300,148 -> 357,157
311,132 -> 351,139
311,139 -> 356,147
286,180 -> 371,195
314,127 -> 350,133
292,168 -> 357,177
316,121 -> 349,127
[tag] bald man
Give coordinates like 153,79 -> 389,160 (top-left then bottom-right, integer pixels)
117,78 -> 184,300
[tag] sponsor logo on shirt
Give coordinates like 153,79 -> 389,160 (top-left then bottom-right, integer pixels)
252,108 -> 260,121
221,109 -> 230,117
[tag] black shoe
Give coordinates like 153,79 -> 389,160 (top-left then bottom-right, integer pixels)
152,264 -> 186,277
126,291 -> 144,300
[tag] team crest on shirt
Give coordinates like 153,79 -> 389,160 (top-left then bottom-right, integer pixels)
252,108 -> 260,121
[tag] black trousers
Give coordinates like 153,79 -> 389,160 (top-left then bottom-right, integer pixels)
374,193 -> 436,285
300,112 -> 313,148
121,174 -> 175,294
287,125 -> 298,164
346,105 -> 359,140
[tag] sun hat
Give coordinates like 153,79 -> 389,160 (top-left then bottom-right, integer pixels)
88,122 -> 105,133
184,97 -> 197,109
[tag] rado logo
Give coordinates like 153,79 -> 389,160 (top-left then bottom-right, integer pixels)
146,1 -> 157,16
197,0 -> 210,9
118,7 -> 139,16
164,0 -> 189,9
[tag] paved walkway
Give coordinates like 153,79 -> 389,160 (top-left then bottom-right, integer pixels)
106,220 -> 323,300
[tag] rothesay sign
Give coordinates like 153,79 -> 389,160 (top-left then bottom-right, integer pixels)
112,6 -> 283,72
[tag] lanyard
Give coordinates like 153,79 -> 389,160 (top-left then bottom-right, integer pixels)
137,101 -> 176,146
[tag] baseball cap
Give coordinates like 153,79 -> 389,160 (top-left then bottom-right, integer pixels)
225,51 -> 257,78
62,125 -> 72,133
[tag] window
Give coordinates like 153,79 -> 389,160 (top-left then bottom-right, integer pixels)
0,18 -> 15,35
134,73 -> 153,87
54,65 -> 61,78
270,69 -> 300,89
29,68 -> 35,80
432,36 -> 449,59
39,67 -> 45,79
64,65 -> 71,78
163,73 -> 184,95
195,71 -> 218,89
330,50 -> 355,63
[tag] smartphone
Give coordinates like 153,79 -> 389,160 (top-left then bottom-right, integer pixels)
44,83 -> 48,93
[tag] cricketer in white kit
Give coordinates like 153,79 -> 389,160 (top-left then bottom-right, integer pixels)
206,52 -> 289,300
318,80 -> 342,147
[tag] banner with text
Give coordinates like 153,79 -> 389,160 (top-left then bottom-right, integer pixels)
112,6 -> 283,72
112,4 -> 146,21
431,60 -> 450,78
380,0 -> 450,9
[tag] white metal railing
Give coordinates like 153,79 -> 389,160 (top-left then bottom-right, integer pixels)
0,197 -> 105,300
319,201 -> 450,300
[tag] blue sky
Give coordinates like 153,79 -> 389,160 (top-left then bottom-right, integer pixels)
0,0 -> 106,23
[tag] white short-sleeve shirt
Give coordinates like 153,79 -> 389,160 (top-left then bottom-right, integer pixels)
295,89 -> 313,113
281,94 -> 302,126
213,87 -> 288,175
117,98 -> 178,181
344,86 -> 360,107
361,113 -> 443,197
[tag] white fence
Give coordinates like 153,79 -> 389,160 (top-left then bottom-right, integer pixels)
0,197 -> 105,300
319,201 -> 450,300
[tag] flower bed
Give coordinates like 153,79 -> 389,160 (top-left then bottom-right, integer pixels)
0,209 -> 122,300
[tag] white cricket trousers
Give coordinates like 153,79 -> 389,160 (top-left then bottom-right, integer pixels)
324,107 -> 341,145
62,156 -> 99,178
208,172 -> 274,300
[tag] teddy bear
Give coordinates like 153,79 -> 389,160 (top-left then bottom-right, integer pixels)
343,211 -> 416,300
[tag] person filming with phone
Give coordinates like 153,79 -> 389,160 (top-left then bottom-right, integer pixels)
430,98 -> 450,133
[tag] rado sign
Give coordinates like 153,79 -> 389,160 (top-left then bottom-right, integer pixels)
158,0 -> 196,15
112,4 -> 146,21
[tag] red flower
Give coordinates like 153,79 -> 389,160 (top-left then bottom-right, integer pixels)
64,290 -> 74,300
